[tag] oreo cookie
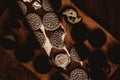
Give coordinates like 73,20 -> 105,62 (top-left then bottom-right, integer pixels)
49,29 -> 65,49
49,0 -> 62,11
74,43 -> 90,61
17,1 -> 27,15
34,31 -> 46,47
88,50 -> 107,70
27,32 -> 41,49
42,0 -> 54,11
70,68 -> 89,80
14,43 -> 34,62
88,29 -> 107,48
33,54 -> 52,74
71,22 -> 90,42
70,47 -> 81,62
42,12 -> 60,31
53,52 -> 71,69
26,13 -> 42,31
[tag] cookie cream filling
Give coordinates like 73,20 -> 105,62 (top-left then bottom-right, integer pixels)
54,53 -> 71,69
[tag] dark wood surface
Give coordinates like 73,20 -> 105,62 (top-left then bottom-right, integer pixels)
71,0 -> 120,40
0,47 -> 40,80
0,0 -> 120,80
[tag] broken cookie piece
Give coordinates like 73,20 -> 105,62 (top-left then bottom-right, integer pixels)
62,7 -> 81,24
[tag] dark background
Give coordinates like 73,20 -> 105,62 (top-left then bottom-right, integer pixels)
71,0 -> 120,41
0,0 -> 120,40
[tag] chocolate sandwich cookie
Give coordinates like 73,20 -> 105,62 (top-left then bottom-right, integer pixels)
34,31 -> 46,47
88,50 -> 107,70
70,47 -> 81,62
62,6 -> 82,25
70,68 -> 90,80
14,43 -> 34,62
17,0 -> 27,15
42,12 -> 60,31
49,29 -> 65,49
71,22 -> 90,42
88,29 -> 107,48
26,13 -> 42,31
42,0 -> 54,12
53,52 -> 71,70
74,43 -> 90,61
49,0 -> 62,12
33,54 -> 52,74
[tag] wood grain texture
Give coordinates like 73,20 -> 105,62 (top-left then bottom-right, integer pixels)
0,0 -> 120,80
71,0 -> 120,41
0,47 -> 40,80
61,0 -> 120,78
